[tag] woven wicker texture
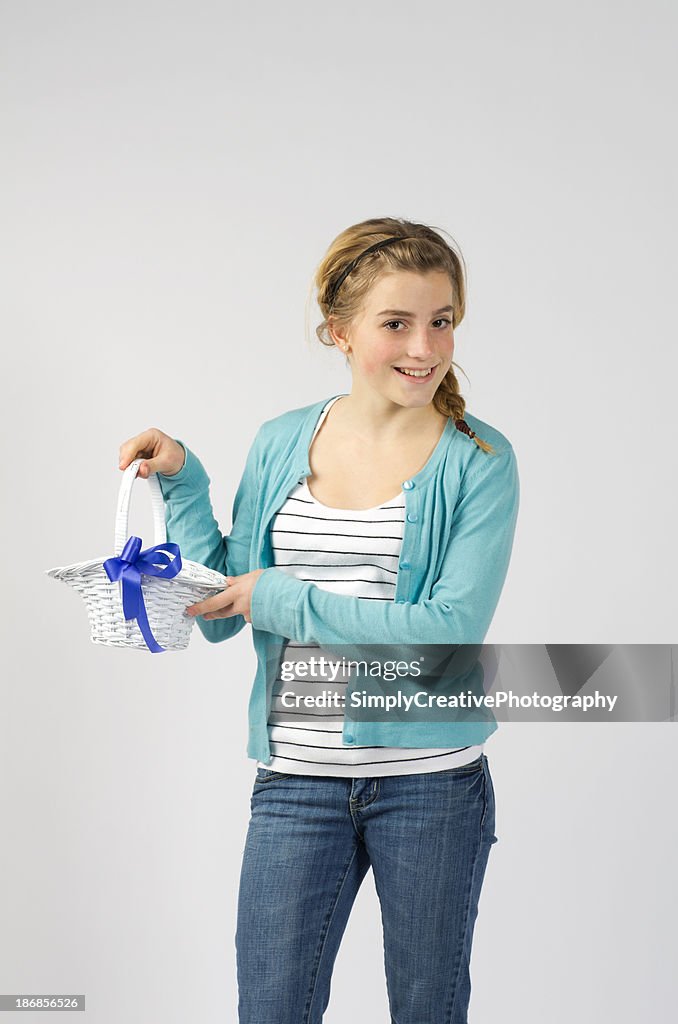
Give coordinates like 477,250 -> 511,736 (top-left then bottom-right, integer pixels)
46,459 -> 228,652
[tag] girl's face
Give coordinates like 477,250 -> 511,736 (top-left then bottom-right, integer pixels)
330,270 -> 455,409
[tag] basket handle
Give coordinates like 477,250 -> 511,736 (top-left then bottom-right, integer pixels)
114,459 -> 168,556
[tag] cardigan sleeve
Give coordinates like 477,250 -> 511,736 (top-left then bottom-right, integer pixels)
156,430 -> 262,644
250,445 -> 520,647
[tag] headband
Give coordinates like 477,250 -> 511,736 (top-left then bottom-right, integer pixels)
326,235 -> 413,311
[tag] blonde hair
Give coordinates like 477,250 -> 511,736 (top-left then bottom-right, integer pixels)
310,216 -> 495,454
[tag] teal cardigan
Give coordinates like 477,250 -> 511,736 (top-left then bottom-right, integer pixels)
156,394 -> 520,764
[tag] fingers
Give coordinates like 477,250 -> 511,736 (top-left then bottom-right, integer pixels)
119,429 -> 158,470
186,587 -> 233,618
136,457 -> 161,478
119,430 -> 185,477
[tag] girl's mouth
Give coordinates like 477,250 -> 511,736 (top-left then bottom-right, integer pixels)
393,365 -> 437,382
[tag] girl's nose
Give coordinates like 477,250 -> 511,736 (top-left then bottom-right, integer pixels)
405,331 -> 437,358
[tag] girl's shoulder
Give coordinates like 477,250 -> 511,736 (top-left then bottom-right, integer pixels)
461,410 -> 514,457
255,396 -> 337,447
450,410 -> 518,494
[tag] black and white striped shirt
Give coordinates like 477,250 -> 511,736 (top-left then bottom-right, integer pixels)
256,396 -> 484,777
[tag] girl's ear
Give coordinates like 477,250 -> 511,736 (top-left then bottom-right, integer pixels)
327,315 -> 348,350
330,332 -> 349,355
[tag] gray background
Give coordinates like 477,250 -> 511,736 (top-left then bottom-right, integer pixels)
2,1 -> 676,1021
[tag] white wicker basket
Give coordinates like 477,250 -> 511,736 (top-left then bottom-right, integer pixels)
46,458 -> 229,652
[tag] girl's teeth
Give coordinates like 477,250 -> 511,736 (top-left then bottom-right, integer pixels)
395,367 -> 433,378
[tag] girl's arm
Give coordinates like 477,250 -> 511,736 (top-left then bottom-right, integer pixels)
156,430 -> 262,644
249,446 -> 520,647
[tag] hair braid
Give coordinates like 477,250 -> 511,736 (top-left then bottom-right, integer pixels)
434,363 -> 494,454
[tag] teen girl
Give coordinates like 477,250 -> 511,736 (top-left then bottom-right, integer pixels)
119,217 -> 520,1023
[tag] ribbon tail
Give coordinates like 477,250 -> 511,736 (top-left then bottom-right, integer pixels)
133,589 -> 165,654
120,568 -> 142,621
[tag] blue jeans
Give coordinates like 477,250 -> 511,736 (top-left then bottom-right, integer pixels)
235,753 -> 498,1024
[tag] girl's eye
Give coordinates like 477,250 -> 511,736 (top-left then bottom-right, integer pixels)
383,318 -> 452,331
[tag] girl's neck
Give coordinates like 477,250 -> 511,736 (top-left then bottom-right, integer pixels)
334,392 -> 447,446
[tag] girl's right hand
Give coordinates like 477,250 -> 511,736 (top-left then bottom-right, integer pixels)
118,428 -> 186,479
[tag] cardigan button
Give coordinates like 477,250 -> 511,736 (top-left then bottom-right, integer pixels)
406,512 -> 418,523
400,561 -> 411,570
402,479 -> 415,490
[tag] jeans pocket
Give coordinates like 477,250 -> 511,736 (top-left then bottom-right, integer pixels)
254,767 -> 293,784
436,754 -> 484,776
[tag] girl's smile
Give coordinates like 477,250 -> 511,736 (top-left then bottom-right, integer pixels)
392,363 -> 440,382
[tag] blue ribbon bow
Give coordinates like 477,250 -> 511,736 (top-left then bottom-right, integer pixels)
103,536 -> 183,653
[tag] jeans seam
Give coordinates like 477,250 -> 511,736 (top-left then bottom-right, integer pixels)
445,830 -> 485,1024
303,845 -> 361,1024
442,761 -> 490,1023
479,756 -> 491,836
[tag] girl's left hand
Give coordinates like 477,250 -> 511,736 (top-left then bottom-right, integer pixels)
186,569 -> 265,624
